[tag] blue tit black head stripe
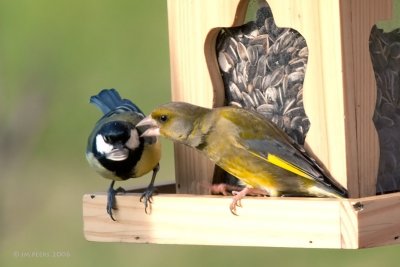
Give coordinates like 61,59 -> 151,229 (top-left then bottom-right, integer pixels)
99,121 -> 132,144
90,88 -> 144,115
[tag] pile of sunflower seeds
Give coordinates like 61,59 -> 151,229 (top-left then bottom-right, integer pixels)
370,25 -> 400,194
216,5 -> 309,144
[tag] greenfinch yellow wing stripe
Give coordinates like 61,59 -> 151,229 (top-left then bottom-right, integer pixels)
248,150 -> 313,179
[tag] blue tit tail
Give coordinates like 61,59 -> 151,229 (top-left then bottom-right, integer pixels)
90,88 -> 144,115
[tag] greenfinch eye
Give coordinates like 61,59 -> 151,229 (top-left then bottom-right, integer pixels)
160,115 -> 168,122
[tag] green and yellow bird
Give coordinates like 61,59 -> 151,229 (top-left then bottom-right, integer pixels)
137,102 -> 347,214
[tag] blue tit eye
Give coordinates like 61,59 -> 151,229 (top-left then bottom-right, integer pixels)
160,115 -> 168,122
100,121 -> 131,144
103,135 -> 111,143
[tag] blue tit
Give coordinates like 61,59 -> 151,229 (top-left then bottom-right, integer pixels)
86,89 -> 161,220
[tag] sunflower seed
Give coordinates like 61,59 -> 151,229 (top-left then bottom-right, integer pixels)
249,34 -> 269,46
247,45 -> 259,66
230,101 -> 242,108
257,103 -> 276,116
262,74 -> 272,90
287,71 -> 305,85
218,52 -> 232,73
270,67 -> 285,87
298,46 -> 309,58
227,44 -> 239,62
265,86 -> 278,103
254,88 -> 267,105
389,42 -> 400,59
256,55 -> 267,76
253,76 -> 263,90
242,91 -> 255,108
290,116 -> 303,129
237,42 -> 249,62
283,98 -> 296,115
272,115 -> 283,128
229,82 -> 242,101
251,90 -> 259,106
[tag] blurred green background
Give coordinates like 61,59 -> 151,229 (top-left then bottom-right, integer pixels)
1,0 -> 399,266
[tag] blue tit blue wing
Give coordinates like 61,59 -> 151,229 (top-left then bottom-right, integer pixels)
90,88 -> 144,115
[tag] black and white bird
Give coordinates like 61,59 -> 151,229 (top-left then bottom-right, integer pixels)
86,89 -> 161,220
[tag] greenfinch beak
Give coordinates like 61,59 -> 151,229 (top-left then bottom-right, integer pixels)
137,116 -> 160,137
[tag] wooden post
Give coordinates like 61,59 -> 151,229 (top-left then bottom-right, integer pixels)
167,0 -> 244,194
339,0 -> 392,197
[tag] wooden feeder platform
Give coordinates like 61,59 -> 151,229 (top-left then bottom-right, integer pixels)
83,185 -> 400,249
83,0 -> 400,249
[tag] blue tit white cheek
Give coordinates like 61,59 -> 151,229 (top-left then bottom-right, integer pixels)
95,134 -> 113,154
95,134 -> 128,161
126,129 -> 140,150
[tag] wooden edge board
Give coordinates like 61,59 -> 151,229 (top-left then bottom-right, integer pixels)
83,192 -> 400,249
355,192 -> 400,248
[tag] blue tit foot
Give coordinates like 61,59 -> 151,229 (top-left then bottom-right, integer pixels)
140,186 -> 154,214
139,164 -> 160,214
107,181 -> 126,221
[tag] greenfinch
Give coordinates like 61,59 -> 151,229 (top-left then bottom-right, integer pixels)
137,102 -> 347,214
86,89 -> 161,220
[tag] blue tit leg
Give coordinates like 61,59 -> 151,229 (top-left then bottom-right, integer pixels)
140,163 -> 160,214
107,180 -> 126,221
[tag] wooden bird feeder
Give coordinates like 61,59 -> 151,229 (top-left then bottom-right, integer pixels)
83,0 -> 400,249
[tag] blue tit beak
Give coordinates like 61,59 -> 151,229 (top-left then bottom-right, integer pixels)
137,116 -> 160,137
107,146 -> 129,161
